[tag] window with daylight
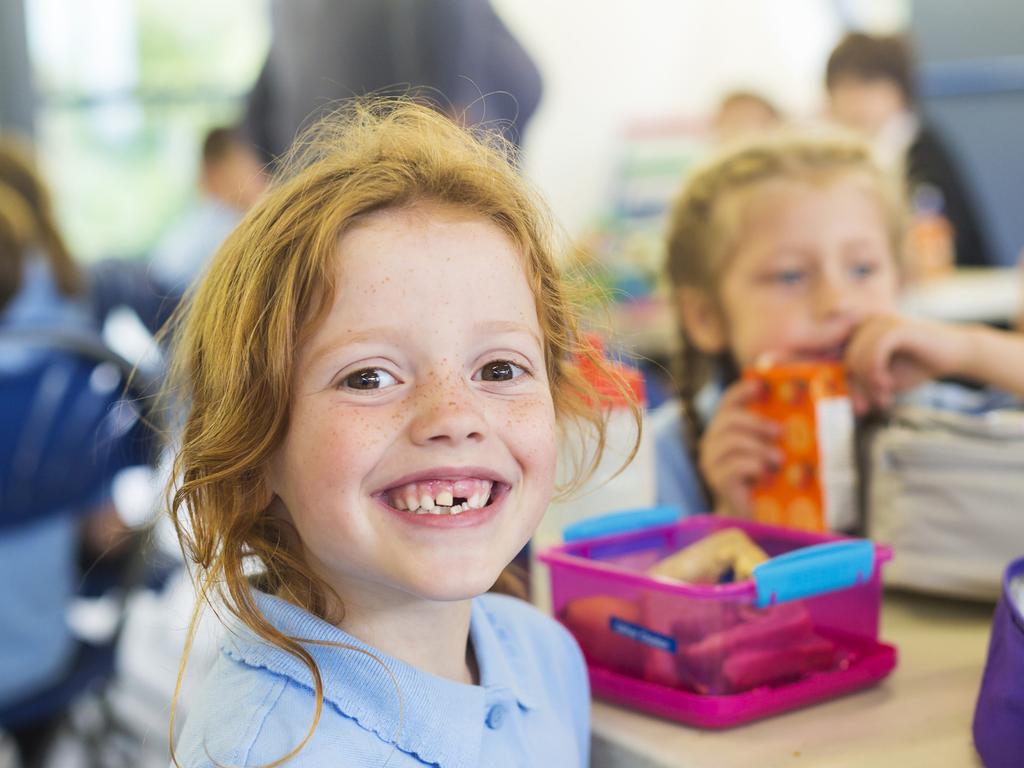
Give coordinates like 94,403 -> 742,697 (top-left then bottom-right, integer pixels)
23,0 -> 270,261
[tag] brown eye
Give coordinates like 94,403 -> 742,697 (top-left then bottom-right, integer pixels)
341,368 -> 397,390
475,360 -> 525,382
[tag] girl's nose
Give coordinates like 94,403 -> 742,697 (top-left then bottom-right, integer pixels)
813,272 -> 855,322
408,375 -> 487,446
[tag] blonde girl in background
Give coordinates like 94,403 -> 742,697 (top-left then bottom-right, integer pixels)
0,138 -> 85,326
652,134 -> 1024,518
168,100 -> 632,767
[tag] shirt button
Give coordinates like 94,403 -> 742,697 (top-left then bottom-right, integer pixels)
486,704 -> 507,730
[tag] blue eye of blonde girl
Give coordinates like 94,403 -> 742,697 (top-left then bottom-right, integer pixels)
474,360 -> 527,382
341,368 -> 398,391
772,269 -> 806,286
851,262 -> 877,279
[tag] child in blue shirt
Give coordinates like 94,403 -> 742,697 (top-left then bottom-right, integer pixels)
1,144 -> 143,766
655,134 -> 1024,517
167,101 -> 632,767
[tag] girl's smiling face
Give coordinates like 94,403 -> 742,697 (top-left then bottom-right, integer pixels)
695,176 -> 901,368
267,204 -> 556,609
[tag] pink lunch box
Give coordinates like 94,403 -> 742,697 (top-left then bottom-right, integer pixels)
538,513 -> 897,728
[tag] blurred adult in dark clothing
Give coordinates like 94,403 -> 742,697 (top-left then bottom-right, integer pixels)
242,0 -> 543,165
149,126 -> 267,297
826,32 -> 995,268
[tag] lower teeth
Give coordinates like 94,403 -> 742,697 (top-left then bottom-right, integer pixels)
412,502 -> 469,516
397,493 -> 494,515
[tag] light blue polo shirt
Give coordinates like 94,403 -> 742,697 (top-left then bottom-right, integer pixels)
173,591 -> 590,767
651,393 -> 715,517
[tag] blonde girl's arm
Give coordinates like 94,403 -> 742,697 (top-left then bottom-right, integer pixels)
845,315 -> 1024,412
945,324 -> 1024,396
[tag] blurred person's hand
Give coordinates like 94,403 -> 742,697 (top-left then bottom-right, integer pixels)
844,314 -> 971,413
699,379 -> 782,518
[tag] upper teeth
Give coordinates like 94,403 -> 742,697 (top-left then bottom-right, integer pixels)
384,479 -> 495,515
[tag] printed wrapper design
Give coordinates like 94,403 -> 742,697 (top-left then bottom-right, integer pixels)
743,362 -> 857,532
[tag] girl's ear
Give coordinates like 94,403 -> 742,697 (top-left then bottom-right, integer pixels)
261,457 -> 284,511
266,493 -> 291,522
675,286 -> 728,354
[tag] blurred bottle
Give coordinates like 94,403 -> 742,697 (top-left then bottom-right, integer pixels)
907,184 -> 955,282
530,335 -> 654,613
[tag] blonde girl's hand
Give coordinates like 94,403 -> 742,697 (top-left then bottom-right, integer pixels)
844,314 -> 972,414
698,379 -> 783,518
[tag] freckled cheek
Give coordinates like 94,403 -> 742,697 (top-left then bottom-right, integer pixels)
497,395 -> 558,475
290,404 -> 396,467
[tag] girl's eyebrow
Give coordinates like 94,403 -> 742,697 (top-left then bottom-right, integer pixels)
844,237 -> 886,250
306,326 -> 405,368
305,321 -> 542,369
473,320 -> 543,349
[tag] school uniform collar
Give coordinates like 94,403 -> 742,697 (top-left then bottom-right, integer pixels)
471,594 -> 537,710
220,591 -> 534,768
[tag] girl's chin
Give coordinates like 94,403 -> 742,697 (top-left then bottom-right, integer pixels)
401,569 -> 510,604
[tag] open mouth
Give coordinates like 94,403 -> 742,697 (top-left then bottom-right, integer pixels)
376,478 -> 507,516
788,343 -> 847,364
812,345 -> 846,362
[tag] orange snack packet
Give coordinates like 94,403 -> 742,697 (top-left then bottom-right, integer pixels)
743,361 -> 857,532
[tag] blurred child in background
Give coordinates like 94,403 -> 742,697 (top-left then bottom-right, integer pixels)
0,137 -> 86,330
653,134 -> 1024,517
149,126 -> 266,294
825,32 -> 995,270
0,139 -> 136,767
711,90 -> 782,147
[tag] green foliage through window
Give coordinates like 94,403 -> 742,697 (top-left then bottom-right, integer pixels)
25,0 -> 270,260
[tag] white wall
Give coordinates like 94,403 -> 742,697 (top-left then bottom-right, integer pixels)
494,0 -> 905,238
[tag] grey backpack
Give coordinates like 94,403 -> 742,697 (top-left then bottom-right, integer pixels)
865,406 -> 1024,601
